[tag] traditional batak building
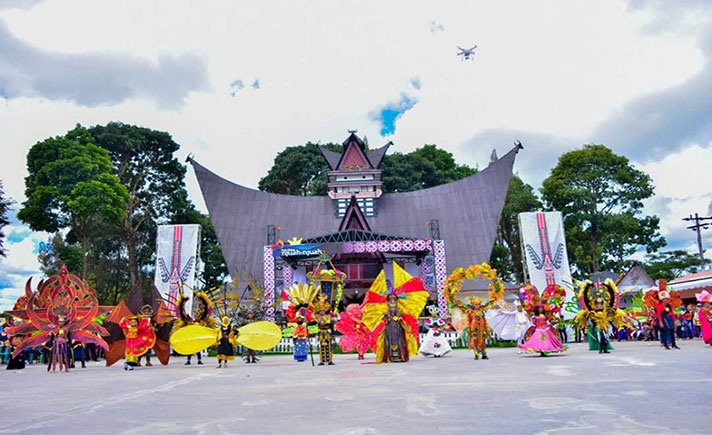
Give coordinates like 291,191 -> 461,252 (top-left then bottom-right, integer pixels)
189,133 -> 520,319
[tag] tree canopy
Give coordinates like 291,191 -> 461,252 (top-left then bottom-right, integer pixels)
0,181 -> 12,257
541,144 -> 665,275
26,122 -> 228,304
258,142 -> 341,196
18,125 -> 128,277
643,250 -> 711,281
88,122 -> 190,287
258,142 -> 476,195
381,145 -> 476,193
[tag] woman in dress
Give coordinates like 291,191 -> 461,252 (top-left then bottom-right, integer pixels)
696,291 -> 712,345
419,308 -> 452,358
335,304 -> 371,360
518,305 -> 567,356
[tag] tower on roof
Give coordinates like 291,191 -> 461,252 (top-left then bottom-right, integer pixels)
318,132 -> 392,218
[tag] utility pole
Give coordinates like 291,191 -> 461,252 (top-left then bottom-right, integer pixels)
682,213 -> 712,269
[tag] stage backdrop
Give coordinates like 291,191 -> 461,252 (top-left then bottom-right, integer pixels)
519,212 -> 575,318
154,224 -> 201,314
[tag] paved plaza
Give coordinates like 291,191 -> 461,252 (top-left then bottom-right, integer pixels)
1,341 -> 710,434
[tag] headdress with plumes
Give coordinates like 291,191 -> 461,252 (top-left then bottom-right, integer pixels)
696,290 -> 712,303
283,283 -> 320,308
574,279 -> 631,332
467,296 -> 482,306
519,283 -> 566,318
643,279 -> 682,312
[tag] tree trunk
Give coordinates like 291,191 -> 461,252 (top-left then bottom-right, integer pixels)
81,234 -> 88,279
126,231 -> 138,288
591,234 -> 600,273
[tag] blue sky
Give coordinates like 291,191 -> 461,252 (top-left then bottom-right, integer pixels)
0,0 -> 711,307
374,94 -> 418,136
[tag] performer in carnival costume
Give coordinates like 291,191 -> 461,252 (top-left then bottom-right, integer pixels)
419,306 -> 452,358
119,310 -> 156,371
486,298 -> 531,347
169,285 -> 216,365
518,284 -> 568,356
6,265 -> 109,373
363,263 -> 428,363
0,318 -> 9,365
644,280 -> 682,350
169,281 -> 282,363
445,263 -> 505,361
314,293 -> 335,365
335,303 -> 371,359
575,279 -> 630,354
103,283 -> 173,368
216,316 -> 237,368
696,291 -> 712,345
283,283 -> 318,362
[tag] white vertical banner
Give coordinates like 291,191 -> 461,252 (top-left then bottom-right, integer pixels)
154,224 -> 201,314
519,212 -> 575,318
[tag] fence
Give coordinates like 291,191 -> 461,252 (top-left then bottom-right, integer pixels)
244,331 -> 502,354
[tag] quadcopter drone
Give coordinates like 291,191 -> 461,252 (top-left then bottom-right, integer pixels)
457,45 -> 477,61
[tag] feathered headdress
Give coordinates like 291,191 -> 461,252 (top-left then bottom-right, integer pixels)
643,279 -> 682,312
519,283 -> 566,318
574,279 -> 631,332
283,283 -> 320,308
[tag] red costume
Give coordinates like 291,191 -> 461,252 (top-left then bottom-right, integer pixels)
119,315 -> 156,369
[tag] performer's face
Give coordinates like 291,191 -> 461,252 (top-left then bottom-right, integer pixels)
388,297 -> 397,309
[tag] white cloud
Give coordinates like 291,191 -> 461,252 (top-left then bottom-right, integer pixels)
0,0 -> 711,290
636,142 -> 712,257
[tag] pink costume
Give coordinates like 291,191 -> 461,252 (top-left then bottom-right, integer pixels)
335,304 -> 371,359
519,314 -> 567,354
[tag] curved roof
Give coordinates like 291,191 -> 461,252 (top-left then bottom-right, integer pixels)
190,145 -> 520,281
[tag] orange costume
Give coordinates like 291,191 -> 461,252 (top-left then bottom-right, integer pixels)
119,315 -> 156,370
453,297 -> 491,359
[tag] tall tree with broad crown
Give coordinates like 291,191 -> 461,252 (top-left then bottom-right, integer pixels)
18,125 -> 128,277
541,144 -> 664,275
88,122 -> 189,287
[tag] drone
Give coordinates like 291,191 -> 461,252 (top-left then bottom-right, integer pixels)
457,45 -> 477,61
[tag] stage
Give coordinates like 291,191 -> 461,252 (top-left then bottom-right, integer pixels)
1,341 -> 710,434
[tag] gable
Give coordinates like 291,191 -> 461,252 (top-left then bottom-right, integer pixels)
338,141 -> 371,170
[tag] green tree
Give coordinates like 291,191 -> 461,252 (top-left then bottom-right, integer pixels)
381,145 -> 476,193
37,232 -> 83,276
644,250 -> 711,281
258,143 -> 341,196
259,142 -> 477,196
490,175 -> 543,281
88,122 -> 189,287
0,181 -> 12,257
541,144 -> 664,275
18,125 -> 128,277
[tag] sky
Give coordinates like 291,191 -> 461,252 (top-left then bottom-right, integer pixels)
1,0 -> 712,309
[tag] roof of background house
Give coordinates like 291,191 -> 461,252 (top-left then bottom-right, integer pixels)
189,142 -> 520,283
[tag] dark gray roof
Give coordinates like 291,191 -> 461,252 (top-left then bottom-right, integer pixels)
190,146 -> 519,281
318,145 -> 342,170
365,142 -> 392,169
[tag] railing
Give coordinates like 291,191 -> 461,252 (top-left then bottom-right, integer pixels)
247,332 -> 501,354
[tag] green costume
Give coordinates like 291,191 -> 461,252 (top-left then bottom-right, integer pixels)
587,327 -> 614,351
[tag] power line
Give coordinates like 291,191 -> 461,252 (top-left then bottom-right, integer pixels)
682,213 -> 712,269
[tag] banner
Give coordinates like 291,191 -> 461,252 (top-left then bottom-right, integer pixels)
519,212 -> 575,318
154,224 -> 201,314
